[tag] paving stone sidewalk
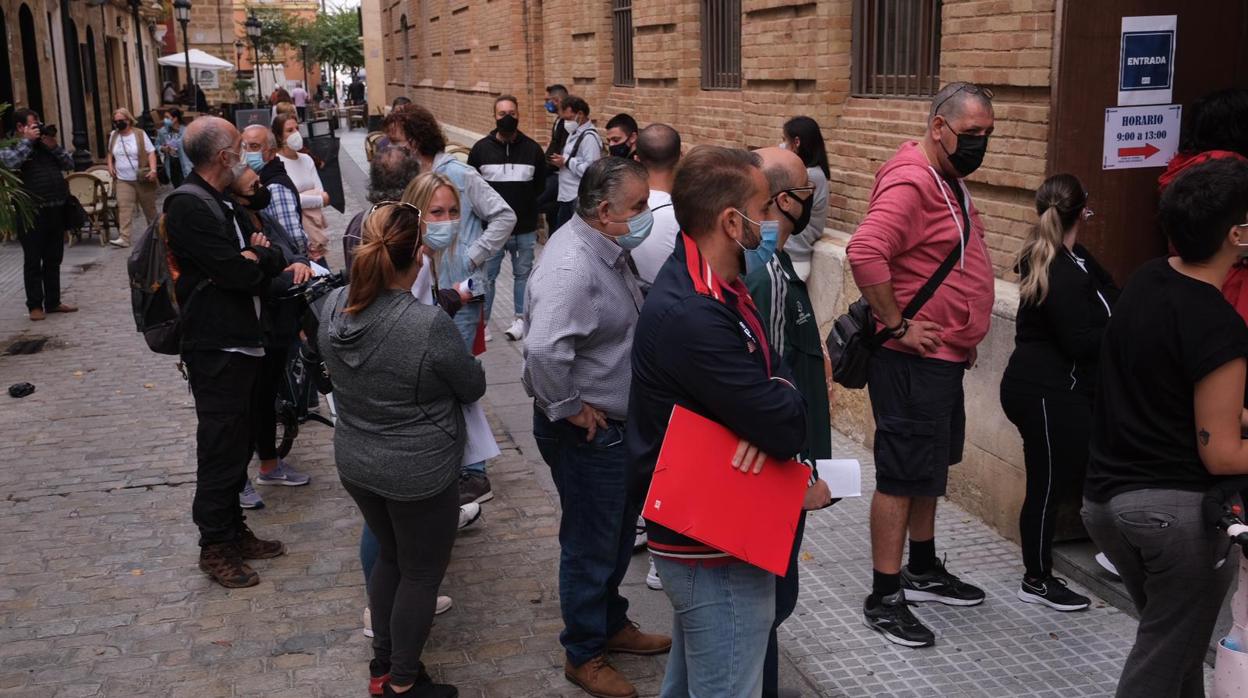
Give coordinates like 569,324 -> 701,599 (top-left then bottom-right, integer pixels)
0,132 -> 1163,697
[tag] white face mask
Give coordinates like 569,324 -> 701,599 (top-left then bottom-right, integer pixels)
285,131 -> 304,151
564,119 -> 579,135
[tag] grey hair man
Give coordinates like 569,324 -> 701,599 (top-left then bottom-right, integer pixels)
241,124 -> 309,257
166,115 -> 289,589
522,156 -> 672,698
343,145 -> 423,270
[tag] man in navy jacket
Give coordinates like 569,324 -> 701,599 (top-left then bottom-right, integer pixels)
625,145 -> 809,697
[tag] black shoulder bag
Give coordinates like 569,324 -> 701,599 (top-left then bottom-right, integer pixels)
827,188 -> 972,389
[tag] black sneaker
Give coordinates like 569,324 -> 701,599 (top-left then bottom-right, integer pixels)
458,472 -> 493,505
1017,576 -> 1090,612
863,591 -> 935,648
901,557 -> 985,607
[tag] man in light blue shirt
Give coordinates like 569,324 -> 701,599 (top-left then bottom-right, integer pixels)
549,95 -> 602,230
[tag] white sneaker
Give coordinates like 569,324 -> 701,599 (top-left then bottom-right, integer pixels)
633,515 -> 647,551
458,502 -> 482,530
484,327 -> 493,342
435,595 -> 453,615
362,607 -> 373,638
646,556 -> 662,590
1095,552 -> 1120,578
504,317 -> 526,341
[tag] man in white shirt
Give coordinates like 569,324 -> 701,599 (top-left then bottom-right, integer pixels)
549,95 -> 601,230
290,82 -> 310,121
630,124 -> 682,286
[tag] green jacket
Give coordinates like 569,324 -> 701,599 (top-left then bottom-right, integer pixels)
745,250 -> 832,464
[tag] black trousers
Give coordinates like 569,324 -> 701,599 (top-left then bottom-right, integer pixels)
186,351 -> 262,547
764,510 -> 807,697
169,160 -> 185,188
536,171 -> 560,233
1000,386 -> 1091,579
18,204 -> 66,311
555,201 -> 576,231
251,345 -> 289,462
343,479 -> 459,686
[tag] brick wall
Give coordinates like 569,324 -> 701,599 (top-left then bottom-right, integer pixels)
382,0 -> 1057,274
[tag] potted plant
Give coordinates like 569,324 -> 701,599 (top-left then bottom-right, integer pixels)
0,104 -> 37,243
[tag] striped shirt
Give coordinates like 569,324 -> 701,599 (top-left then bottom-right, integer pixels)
522,214 -> 644,421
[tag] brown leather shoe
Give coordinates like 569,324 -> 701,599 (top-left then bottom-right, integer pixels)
564,656 -> 637,698
606,621 -> 672,655
238,526 -> 285,560
48,303 -> 78,313
198,542 -> 260,588
28,308 -> 45,321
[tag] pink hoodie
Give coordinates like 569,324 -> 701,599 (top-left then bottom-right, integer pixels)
846,141 -> 995,363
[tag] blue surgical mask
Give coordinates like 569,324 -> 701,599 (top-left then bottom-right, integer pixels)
163,118 -> 173,128
545,101 -> 557,114
611,209 -> 654,250
424,218 -> 459,251
244,151 -> 265,173
744,219 -> 780,275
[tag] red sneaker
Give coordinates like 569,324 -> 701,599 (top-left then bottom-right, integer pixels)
368,673 -> 391,696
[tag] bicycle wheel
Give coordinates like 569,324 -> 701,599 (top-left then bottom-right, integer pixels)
275,403 -> 300,459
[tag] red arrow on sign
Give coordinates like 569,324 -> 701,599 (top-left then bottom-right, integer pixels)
1117,143 -> 1160,159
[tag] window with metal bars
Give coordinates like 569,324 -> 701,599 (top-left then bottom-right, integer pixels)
612,0 -> 634,86
852,0 -> 942,98
700,0 -> 741,90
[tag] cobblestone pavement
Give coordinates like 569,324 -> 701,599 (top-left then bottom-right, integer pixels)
0,132 -> 1166,697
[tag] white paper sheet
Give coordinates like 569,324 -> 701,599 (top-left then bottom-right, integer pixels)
815,459 -> 862,499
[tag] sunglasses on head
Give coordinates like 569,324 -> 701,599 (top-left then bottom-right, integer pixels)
932,83 -> 995,118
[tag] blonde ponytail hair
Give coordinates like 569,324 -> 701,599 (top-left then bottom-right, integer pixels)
343,204 -> 424,314
1016,173 -> 1087,306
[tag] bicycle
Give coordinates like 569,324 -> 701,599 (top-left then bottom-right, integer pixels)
274,271 -> 347,458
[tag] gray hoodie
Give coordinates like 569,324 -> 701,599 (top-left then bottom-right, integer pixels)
320,287 -> 487,501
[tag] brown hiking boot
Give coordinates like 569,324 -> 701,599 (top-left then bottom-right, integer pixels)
198,542 -> 259,588
606,621 -> 672,655
48,304 -> 78,313
564,656 -> 637,698
238,527 -> 285,560
29,308 -> 45,321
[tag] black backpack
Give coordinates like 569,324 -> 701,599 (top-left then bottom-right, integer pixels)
127,183 -> 223,355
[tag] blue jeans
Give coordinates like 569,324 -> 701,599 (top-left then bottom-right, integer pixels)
484,232 -> 536,322
654,556 -> 776,698
450,304 -> 486,476
532,407 -> 638,666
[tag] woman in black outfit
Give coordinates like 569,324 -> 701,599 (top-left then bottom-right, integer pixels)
1001,173 -> 1118,612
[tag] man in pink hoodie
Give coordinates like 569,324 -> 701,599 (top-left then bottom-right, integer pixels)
847,82 -> 997,649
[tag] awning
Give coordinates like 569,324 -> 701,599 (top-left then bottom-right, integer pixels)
157,49 -> 233,70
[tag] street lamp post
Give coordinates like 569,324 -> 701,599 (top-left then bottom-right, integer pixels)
300,41 -> 309,92
245,13 -> 262,108
59,0 -> 91,169
173,0 -> 193,108
128,0 -> 154,133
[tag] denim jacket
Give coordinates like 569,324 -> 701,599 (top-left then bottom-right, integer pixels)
431,151 -> 516,291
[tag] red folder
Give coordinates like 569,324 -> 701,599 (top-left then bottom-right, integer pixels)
642,405 -> 809,576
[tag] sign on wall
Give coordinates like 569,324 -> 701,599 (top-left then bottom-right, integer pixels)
1102,104 -> 1181,170
1118,15 -> 1177,106
196,69 -> 219,89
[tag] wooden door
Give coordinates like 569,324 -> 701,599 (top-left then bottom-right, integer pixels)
1048,1 -> 1248,283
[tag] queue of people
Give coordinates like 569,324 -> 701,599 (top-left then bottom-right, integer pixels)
7,75 -> 1248,698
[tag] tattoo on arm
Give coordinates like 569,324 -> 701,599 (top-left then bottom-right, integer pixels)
1199,428 -> 1211,446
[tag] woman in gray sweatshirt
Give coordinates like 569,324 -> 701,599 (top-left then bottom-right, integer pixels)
319,202 -> 486,698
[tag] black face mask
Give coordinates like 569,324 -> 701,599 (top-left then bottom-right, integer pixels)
778,190 -> 814,233
608,143 -> 632,158
113,120 -> 128,131
243,186 -> 272,211
940,122 -> 988,177
496,114 -> 518,134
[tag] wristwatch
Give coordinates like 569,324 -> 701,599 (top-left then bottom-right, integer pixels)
886,318 -> 910,340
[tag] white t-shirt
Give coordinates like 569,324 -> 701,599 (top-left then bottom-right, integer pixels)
111,131 -> 156,182
631,190 -> 680,285
291,87 -> 309,108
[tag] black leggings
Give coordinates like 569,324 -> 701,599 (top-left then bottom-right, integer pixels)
250,346 -> 289,462
1000,387 -> 1091,579
342,479 -> 459,686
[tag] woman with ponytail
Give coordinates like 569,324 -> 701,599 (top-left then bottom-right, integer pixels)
320,203 -> 485,698
1000,173 -> 1118,613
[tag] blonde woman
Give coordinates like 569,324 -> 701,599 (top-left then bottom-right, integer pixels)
272,113 -> 329,262
1000,173 -> 1118,612
106,108 -> 158,247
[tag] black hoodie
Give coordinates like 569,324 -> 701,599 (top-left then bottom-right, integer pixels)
467,130 -> 547,235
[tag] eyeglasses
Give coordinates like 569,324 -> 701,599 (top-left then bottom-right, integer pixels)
932,83 -> 995,118
241,142 -> 265,152
777,185 -> 816,201
1235,221 -> 1248,229
367,200 -> 422,219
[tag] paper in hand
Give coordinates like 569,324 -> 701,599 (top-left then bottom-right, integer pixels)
815,459 -> 862,498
